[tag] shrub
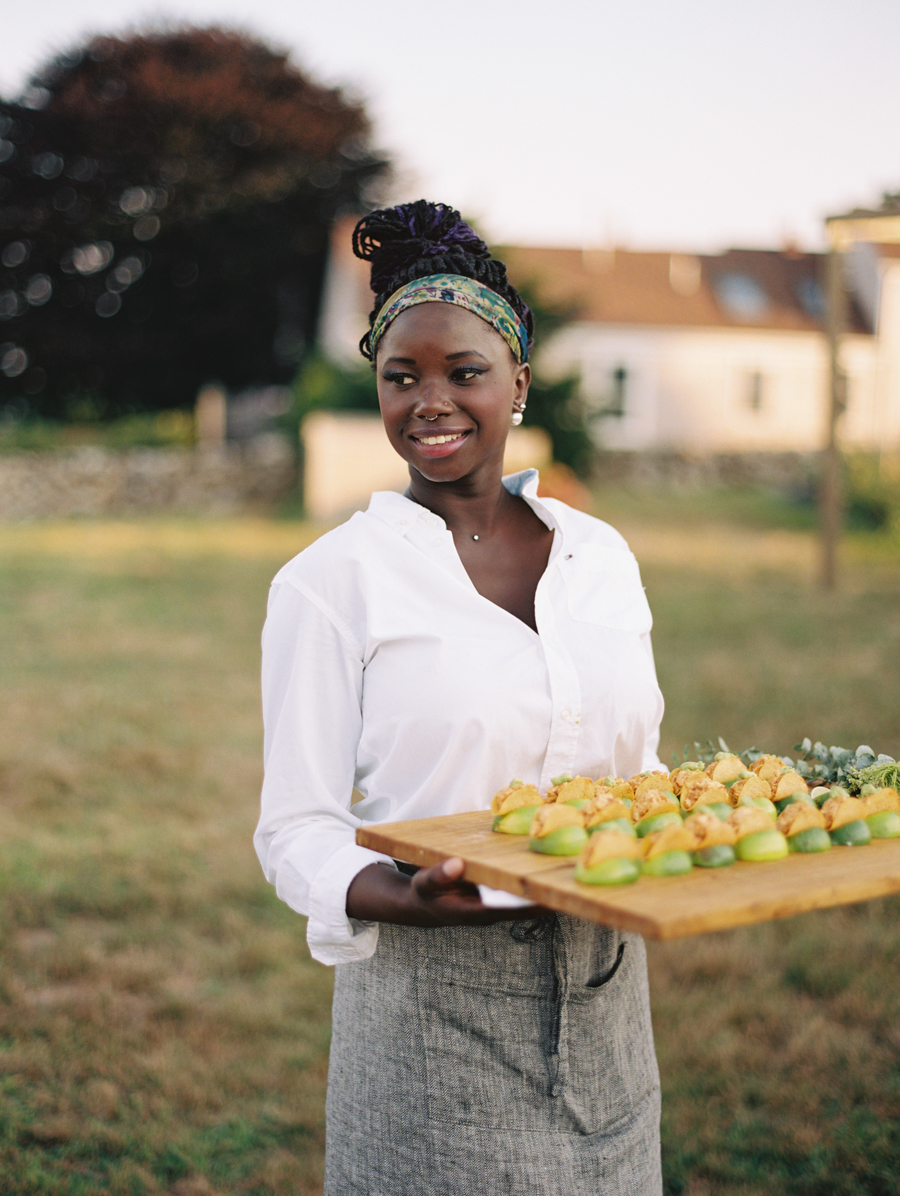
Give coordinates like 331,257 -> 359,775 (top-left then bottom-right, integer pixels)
844,453 -> 900,532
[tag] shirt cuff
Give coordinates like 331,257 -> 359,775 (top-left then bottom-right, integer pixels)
306,842 -> 396,966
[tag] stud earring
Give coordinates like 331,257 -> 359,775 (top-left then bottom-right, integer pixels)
511,410 -> 524,426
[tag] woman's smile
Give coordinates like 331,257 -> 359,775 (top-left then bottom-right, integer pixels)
409,429 -> 471,455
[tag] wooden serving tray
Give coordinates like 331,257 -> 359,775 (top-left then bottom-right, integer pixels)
357,811 -> 900,939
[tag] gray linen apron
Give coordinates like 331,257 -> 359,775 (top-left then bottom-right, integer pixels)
325,912 -> 662,1195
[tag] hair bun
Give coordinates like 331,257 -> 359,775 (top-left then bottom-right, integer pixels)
352,198 -> 534,362
353,199 -> 490,294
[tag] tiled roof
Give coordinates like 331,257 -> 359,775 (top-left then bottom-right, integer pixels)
498,244 -> 871,335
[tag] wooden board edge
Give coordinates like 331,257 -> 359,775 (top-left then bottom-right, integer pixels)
356,827 -> 460,870
357,822 -> 900,940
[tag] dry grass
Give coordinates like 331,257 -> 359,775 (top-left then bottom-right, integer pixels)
1,506 -> 898,1195
1,521 -> 331,1195
649,900 -> 900,1195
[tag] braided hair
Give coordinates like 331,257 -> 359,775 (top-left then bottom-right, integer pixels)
352,199 -> 534,361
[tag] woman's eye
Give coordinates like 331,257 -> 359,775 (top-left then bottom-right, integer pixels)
452,366 -> 484,382
383,370 -> 416,387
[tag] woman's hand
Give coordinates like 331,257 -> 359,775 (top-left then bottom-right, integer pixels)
346,858 -> 544,927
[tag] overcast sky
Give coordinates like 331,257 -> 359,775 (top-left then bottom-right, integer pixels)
2,0 -> 898,252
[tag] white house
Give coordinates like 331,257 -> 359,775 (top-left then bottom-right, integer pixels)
499,242 -> 898,457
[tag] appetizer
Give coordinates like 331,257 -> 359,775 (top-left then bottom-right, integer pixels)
574,828 -> 641,886
528,802 -> 588,856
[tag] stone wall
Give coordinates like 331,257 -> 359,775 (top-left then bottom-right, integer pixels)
592,449 -> 821,493
0,435 -> 822,521
0,434 -> 297,520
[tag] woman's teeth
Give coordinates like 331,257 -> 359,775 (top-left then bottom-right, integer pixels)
418,433 -> 464,445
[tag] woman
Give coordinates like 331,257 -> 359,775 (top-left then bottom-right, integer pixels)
254,201 -> 665,1194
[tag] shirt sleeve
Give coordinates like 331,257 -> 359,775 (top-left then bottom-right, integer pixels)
253,578 -> 396,966
638,630 -> 664,772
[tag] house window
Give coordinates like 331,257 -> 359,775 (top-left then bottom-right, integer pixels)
607,365 -> 627,417
796,276 -> 825,320
714,273 -> 768,320
745,371 -> 764,412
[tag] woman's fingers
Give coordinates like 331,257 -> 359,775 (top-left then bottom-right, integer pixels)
410,859 -> 544,924
347,860 -> 544,926
440,857 -> 465,880
412,857 -> 475,901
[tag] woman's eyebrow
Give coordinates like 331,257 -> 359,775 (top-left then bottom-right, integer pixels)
382,350 -> 489,365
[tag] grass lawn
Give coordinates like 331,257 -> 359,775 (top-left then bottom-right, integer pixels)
1,494 -> 898,1195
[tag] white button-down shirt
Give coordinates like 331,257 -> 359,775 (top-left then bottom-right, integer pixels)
254,471 -> 664,965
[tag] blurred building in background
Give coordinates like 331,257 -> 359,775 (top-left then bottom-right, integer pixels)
502,242 -> 897,459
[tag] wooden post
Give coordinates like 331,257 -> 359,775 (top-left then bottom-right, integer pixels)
821,241 -> 847,590
819,205 -> 900,586
195,383 -> 227,446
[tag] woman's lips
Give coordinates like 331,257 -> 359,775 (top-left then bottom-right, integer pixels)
409,429 -> 470,458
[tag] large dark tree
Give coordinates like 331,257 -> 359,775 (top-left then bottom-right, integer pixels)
0,26 -> 387,417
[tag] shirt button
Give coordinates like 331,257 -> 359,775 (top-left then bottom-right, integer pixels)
561,708 -> 571,721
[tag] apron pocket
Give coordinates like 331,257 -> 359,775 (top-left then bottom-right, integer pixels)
586,941 -> 626,989
419,971 -> 555,1130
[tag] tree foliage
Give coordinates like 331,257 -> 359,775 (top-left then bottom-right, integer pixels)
0,26 -> 388,417
516,283 -> 595,475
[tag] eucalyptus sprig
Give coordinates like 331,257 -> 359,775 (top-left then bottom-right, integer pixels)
789,739 -> 897,793
673,739 -> 766,769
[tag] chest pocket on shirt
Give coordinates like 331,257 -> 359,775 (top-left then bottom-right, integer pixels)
562,545 -> 653,633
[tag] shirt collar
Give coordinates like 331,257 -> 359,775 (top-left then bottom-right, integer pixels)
366,469 -> 546,537
502,468 -> 540,498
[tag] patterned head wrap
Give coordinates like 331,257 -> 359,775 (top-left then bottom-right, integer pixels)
369,273 -> 529,363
